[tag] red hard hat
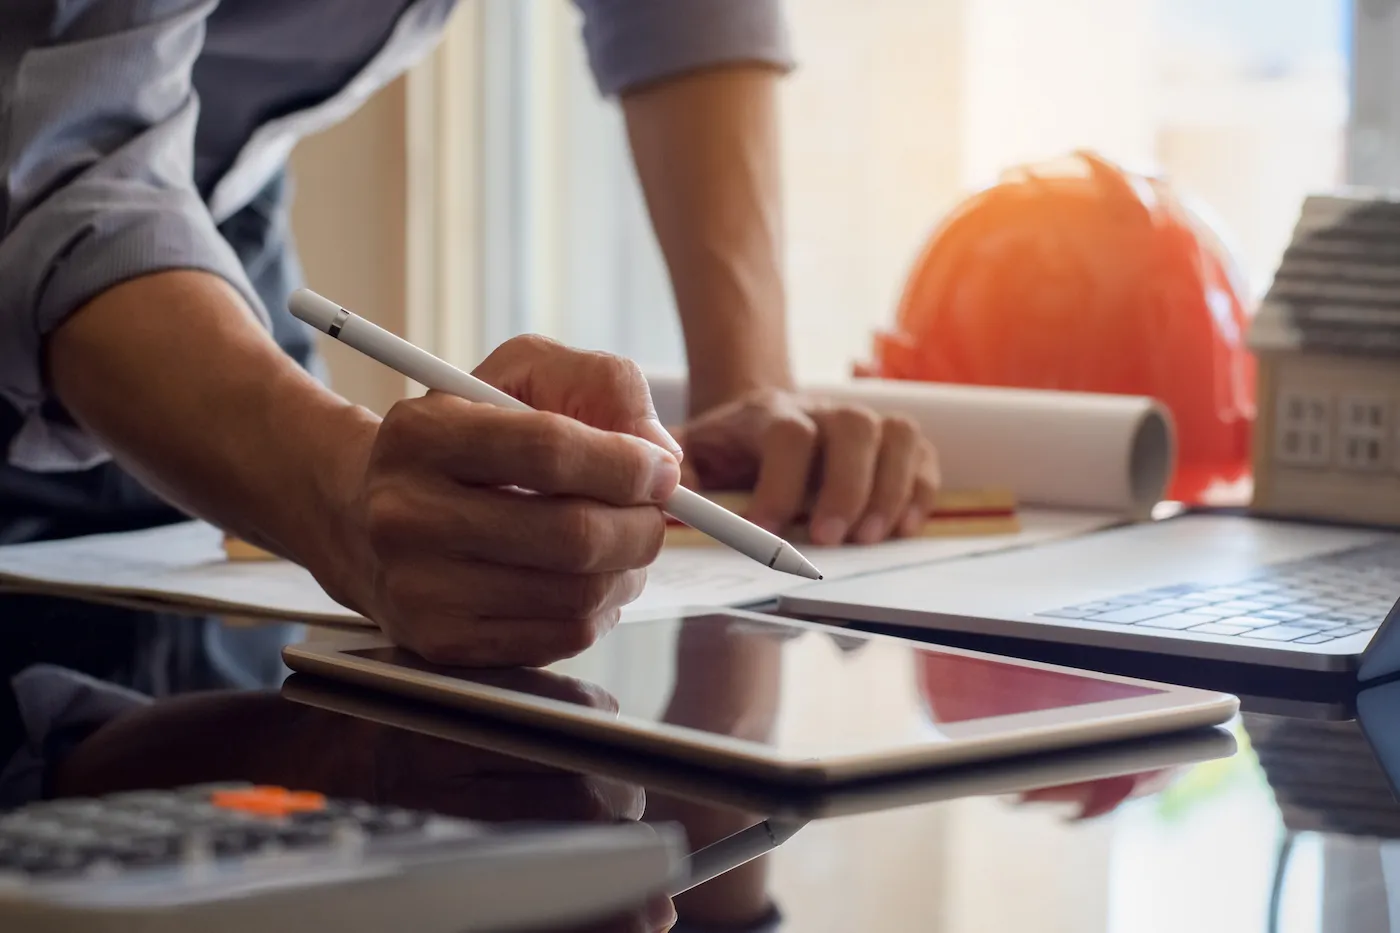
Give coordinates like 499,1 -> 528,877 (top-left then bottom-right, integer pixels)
867,151 -> 1256,503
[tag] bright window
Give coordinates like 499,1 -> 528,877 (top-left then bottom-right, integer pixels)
477,0 -> 1359,384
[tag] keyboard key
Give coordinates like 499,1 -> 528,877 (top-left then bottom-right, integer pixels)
1328,627 -> 1365,639
1140,598 -> 1209,612
1251,596 -> 1295,608
1090,605 -> 1182,625
1294,633 -> 1339,645
1216,615 -> 1282,629
1134,613 -> 1210,630
1241,625 -> 1324,642
1210,600 -> 1270,614
1256,609 -> 1307,621
1285,604 -> 1330,616
1288,619 -> 1349,630
1184,608 -> 1233,621
1189,622 -> 1256,636
1169,595 -> 1218,607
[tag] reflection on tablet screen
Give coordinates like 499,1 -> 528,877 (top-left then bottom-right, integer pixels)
347,614 -> 1161,756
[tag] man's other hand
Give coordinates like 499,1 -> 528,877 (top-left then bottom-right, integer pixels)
678,389 -> 940,546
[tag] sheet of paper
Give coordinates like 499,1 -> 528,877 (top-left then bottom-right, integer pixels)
0,509 -> 1119,625
625,507 -> 1122,617
648,375 -> 1173,518
0,522 -> 361,624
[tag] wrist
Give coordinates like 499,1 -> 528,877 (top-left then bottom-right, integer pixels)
302,403 -> 381,616
687,364 -> 795,418
248,392 -> 380,618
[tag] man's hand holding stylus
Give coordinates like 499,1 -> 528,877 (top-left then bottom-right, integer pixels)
332,335 -> 684,667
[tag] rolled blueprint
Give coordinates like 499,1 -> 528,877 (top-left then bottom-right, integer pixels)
648,376 -> 1174,518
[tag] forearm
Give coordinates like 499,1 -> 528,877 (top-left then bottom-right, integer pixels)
623,66 -> 793,416
46,270 -> 377,608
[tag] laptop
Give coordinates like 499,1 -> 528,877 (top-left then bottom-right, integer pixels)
778,513 -> 1400,674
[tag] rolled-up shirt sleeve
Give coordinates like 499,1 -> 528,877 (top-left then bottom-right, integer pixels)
572,0 -> 795,97
0,0 -> 269,473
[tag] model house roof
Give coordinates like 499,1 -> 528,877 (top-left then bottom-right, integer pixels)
1250,192 -> 1400,356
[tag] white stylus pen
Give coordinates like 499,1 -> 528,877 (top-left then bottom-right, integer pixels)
289,289 -> 823,580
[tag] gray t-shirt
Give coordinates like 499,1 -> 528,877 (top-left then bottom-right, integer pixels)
0,0 -> 794,471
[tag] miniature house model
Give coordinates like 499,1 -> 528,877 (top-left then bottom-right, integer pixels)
1250,193 -> 1400,527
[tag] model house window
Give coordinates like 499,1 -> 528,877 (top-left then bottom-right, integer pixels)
473,0 -> 1372,384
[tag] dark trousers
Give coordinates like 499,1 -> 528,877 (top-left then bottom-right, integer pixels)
0,171 -> 319,758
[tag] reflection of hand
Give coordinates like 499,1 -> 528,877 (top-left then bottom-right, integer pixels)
524,894 -> 676,933
678,388 -> 940,545
663,617 -> 781,742
1015,769 -> 1175,820
917,652 -> 1133,725
330,335 -> 681,667
648,618 -> 784,928
51,684 -> 639,825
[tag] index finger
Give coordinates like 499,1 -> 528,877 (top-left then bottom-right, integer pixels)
382,399 -> 681,506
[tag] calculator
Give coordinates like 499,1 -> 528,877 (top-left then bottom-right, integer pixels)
0,782 -> 683,932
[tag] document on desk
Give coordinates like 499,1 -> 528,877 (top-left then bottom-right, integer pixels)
629,507 -> 1120,616
0,522 -> 359,625
0,508 -> 1119,625
0,380 -> 1167,624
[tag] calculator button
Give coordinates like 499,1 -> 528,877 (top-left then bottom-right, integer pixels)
211,787 -> 326,818
209,825 -> 280,856
22,849 -> 93,877
359,808 -> 429,837
276,823 -> 339,849
108,837 -> 181,868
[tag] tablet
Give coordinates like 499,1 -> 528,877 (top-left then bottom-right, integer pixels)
282,609 -> 1238,785
281,674 -> 1238,818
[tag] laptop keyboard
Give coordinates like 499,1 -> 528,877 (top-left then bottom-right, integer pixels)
1036,540 -> 1400,646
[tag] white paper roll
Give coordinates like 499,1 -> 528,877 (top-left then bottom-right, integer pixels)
647,376 -> 1174,517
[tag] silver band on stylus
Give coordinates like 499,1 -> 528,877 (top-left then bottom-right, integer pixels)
327,307 -> 350,338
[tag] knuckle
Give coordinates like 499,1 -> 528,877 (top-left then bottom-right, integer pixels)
884,415 -> 921,445
767,414 -> 818,448
555,573 -> 618,617
408,633 -> 459,666
555,616 -> 605,659
552,501 -> 607,571
520,415 -> 574,479
588,352 -> 651,407
364,486 -> 416,552
637,512 -> 667,565
827,406 -> 881,440
502,332 -> 561,360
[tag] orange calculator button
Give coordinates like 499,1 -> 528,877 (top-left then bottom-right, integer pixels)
210,786 -> 326,817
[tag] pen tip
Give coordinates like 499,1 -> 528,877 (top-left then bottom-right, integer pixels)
769,543 -> 824,580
